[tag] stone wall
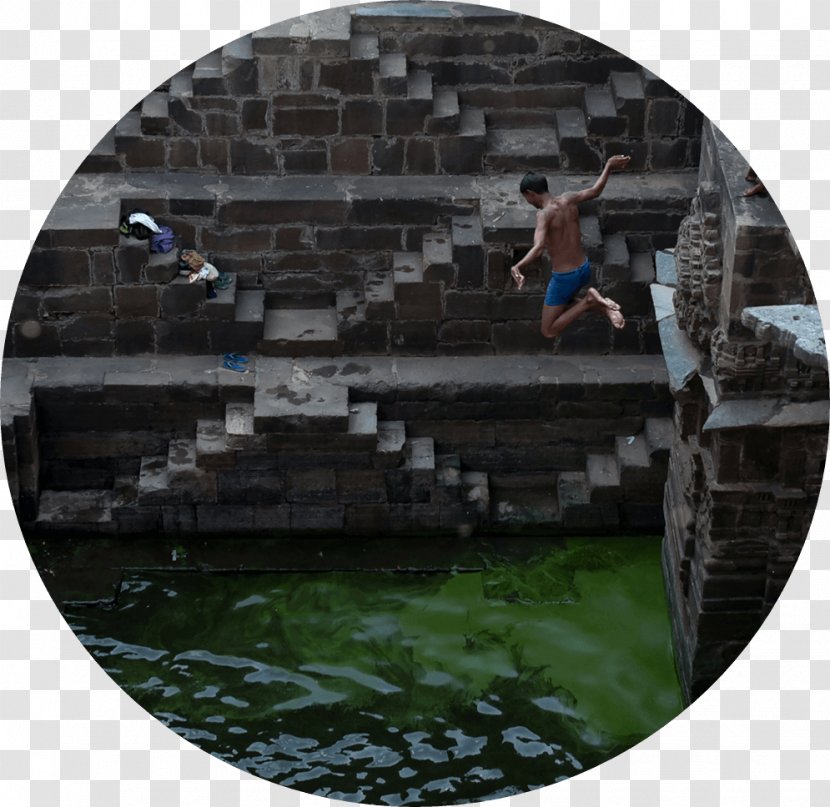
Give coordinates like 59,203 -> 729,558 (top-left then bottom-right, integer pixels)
80,2 -> 702,179
3,354 -> 673,538
658,120 -> 828,702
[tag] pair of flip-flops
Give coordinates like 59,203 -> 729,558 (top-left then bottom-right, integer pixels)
223,353 -> 249,373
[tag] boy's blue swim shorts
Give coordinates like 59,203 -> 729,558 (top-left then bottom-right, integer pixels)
544,259 -> 591,306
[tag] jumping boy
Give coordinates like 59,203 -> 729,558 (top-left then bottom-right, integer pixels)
511,155 -> 630,338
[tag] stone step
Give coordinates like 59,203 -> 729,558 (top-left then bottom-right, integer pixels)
235,290 -> 265,323
364,270 -> 395,320
559,470 -> 619,530
650,283 -> 676,323
615,433 -> 664,500
140,92 -> 170,136
461,470 -> 490,522
169,67 -> 194,99
583,86 -> 626,136
253,372 -> 350,434
394,251 -> 441,319
36,196 -> 121,249
452,214 -> 484,289
259,307 -> 340,356
195,418 -> 235,470
167,438 -> 216,502
655,250 -> 678,287
145,249 -> 180,284
485,127 -> 561,172
192,50 -> 225,95
556,108 -> 601,172
204,273 -> 237,321
348,401 -> 379,451
489,473 -> 559,528
610,71 -> 646,137
644,417 -> 674,462
631,252 -> 656,284
408,70 -> 433,102
486,109 -> 558,130
428,88 -> 460,135
350,32 -> 379,61
221,33 -> 257,96
77,128 -> 122,174
459,107 -> 486,138
422,230 -> 454,284
393,251 -> 425,285
35,489 -> 113,529
586,453 -> 622,504
374,420 -> 406,469
379,52 -> 408,95
225,401 -> 257,448
353,2 -> 519,31
137,454 -> 172,505
601,233 -> 631,282
435,453 -> 462,491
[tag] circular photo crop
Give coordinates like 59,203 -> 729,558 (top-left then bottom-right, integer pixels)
2,2 -> 826,805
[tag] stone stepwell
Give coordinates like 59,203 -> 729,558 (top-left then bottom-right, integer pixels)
79,2 -> 701,178
2,353 -> 672,536
10,170 -> 698,360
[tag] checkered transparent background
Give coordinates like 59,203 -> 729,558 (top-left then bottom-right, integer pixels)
1,1 -> 828,805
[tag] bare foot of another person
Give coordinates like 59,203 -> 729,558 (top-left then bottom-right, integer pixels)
586,287 -> 621,311
743,181 -> 767,198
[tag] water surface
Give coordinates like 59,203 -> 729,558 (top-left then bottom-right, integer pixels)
65,536 -> 681,805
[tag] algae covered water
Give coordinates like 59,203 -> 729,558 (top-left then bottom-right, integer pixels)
64,536 -> 682,804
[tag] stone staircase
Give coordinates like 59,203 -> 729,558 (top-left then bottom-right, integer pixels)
8,353 -> 674,536
79,4 -> 701,177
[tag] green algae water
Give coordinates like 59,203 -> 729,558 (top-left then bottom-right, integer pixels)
64,536 -> 681,804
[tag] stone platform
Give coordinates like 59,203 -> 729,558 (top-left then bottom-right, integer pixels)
3,353 -> 672,537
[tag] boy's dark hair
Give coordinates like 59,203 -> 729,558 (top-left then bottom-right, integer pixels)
520,173 -> 548,194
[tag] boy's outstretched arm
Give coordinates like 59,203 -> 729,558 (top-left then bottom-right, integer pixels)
565,154 -> 631,205
511,211 -> 548,290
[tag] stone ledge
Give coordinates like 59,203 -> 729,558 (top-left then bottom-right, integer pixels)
703,399 -> 829,432
741,304 -> 827,370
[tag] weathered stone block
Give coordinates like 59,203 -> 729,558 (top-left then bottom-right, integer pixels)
405,138 -> 437,174
336,469 -> 387,504
342,100 -> 383,135
651,139 -> 690,170
168,138 -> 199,169
283,150 -> 328,173
241,99 -> 268,131
204,112 -> 239,137
12,322 -> 61,357
438,320 -> 491,343
273,108 -> 339,136
43,287 -> 112,314
345,504 -> 392,533
202,228 -> 272,253
217,470 -> 285,504
439,136 -> 486,174
319,60 -> 374,95
390,321 -> 437,354
230,139 -> 278,174
200,139 -> 228,172
155,320 -> 210,354
115,285 -> 158,318
372,138 -> 405,175
22,249 -> 91,287
160,279 -> 204,317
122,137 -> 165,168
330,138 -> 372,174
114,320 -> 155,355
196,504 -> 255,532
396,282 -> 443,320
290,504 -> 345,531
386,98 -> 431,136
492,321 -> 551,353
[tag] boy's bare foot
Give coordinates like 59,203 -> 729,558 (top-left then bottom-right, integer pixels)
586,287 -> 621,311
605,306 -> 625,329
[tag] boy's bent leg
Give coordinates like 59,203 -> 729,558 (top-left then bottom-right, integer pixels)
540,303 -> 566,338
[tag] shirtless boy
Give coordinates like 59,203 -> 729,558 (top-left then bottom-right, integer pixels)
511,155 -> 630,338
